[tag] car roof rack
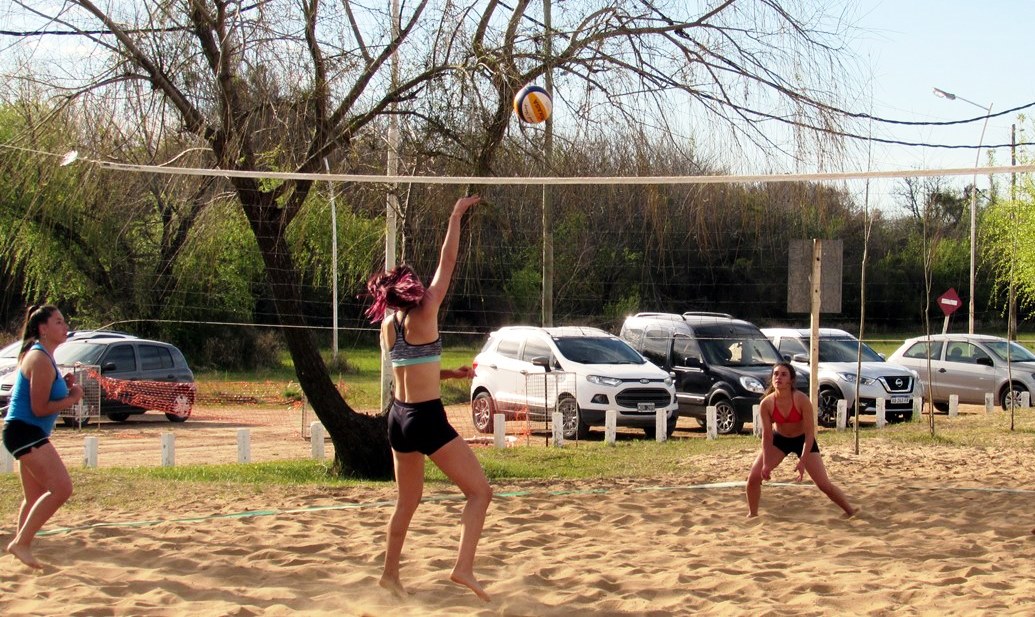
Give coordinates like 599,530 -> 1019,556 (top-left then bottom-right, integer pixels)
632,312 -> 683,320
681,311 -> 734,319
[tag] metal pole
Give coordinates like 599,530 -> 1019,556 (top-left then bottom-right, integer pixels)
541,0 -> 554,327
381,0 -> 401,409
324,158 -> 339,361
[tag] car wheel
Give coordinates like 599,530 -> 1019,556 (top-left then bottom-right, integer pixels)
165,413 -> 188,423
61,416 -> 91,428
694,417 -> 707,428
471,391 -> 496,434
107,412 -> 131,422
933,401 -> 950,413
1001,383 -> 1028,411
712,397 -> 742,435
817,387 -> 842,428
558,395 -> 589,440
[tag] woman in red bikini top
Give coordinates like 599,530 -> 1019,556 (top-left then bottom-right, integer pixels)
746,361 -> 856,519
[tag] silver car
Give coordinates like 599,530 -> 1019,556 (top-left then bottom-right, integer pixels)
763,328 -> 920,426
887,334 -> 1035,410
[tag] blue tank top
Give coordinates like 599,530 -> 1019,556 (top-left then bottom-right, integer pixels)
390,314 -> 442,367
6,343 -> 67,435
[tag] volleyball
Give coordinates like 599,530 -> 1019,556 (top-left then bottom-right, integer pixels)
513,84 -> 552,124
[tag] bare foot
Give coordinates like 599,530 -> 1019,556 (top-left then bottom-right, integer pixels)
378,573 -> 407,598
843,506 -> 860,519
746,512 -> 758,518
450,570 -> 491,602
6,541 -> 42,570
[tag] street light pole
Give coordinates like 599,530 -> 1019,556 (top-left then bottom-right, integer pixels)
933,87 -> 992,335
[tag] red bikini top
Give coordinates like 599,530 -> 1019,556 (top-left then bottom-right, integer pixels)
772,398 -> 803,424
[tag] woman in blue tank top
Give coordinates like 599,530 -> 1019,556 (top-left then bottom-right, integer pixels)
364,195 -> 492,602
2,305 -> 83,569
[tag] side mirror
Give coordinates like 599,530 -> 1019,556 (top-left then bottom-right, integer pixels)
531,356 -> 552,372
976,357 -> 993,367
792,353 -> 809,363
101,362 -> 117,372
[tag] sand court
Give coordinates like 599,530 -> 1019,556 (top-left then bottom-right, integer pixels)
3,439 -> 1035,617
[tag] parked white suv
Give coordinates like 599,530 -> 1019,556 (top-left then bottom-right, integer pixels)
470,326 -> 677,439
763,327 -> 920,426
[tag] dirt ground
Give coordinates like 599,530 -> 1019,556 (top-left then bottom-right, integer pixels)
34,402 -> 980,469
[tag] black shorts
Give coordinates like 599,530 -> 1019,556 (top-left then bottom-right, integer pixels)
388,399 -> 459,456
3,419 -> 51,459
772,432 -> 820,458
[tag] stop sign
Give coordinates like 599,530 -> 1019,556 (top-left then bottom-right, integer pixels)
938,288 -> 962,317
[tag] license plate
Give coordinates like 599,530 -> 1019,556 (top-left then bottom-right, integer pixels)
890,396 -> 909,405
637,403 -> 655,413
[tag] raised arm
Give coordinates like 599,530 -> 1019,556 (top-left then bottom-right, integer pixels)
424,195 -> 482,307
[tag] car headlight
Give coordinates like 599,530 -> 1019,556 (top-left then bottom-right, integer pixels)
664,375 -> 674,387
587,375 -> 623,387
836,372 -> 875,385
740,376 -> 765,394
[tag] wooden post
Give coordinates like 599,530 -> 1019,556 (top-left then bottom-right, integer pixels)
237,428 -> 251,464
84,436 -> 98,468
161,432 -> 175,467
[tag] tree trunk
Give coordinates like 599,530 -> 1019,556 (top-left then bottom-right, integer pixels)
247,198 -> 393,479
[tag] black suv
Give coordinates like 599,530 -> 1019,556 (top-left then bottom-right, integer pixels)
619,312 -> 806,434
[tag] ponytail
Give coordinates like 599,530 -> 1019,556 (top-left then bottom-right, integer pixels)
18,304 -> 58,362
362,265 -> 426,323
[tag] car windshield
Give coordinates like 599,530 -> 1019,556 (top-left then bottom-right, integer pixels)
54,343 -> 107,365
983,340 -> 1035,362
0,341 -> 19,360
696,325 -> 783,366
817,338 -> 884,363
553,337 -> 645,364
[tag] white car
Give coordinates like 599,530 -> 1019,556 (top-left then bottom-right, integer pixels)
470,326 -> 677,439
0,330 -> 136,377
887,333 -> 1035,410
763,328 -> 920,426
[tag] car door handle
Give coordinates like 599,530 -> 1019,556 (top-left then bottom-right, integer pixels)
489,364 -> 498,370
938,368 -> 947,373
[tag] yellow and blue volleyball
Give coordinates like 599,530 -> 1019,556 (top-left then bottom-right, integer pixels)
513,84 -> 552,124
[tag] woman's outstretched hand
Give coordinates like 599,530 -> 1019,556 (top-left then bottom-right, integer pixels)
453,195 -> 482,217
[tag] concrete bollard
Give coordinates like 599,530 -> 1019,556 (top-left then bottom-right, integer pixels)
876,398 -> 887,428
984,392 -> 994,414
605,409 -> 617,445
310,422 -> 325,459
836,400 -> 848,431
552,412 -> 564,447
948,394 -> 959,417
706,405 -> 718,440
237,428 -> 251,464
493,413 -> 506,448
752,404 -> 762,438
161,432 -> 175,467
1022,391 -> 1031,409
655,409 -> 667,443
912,397 -> 923,422
84,436 -> 98,468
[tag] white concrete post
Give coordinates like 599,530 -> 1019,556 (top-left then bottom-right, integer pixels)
984,392 -> 994,414
948,394 -> 959,417
876,398 -> 887,428
655,409 -> 667,443
552,412 -> 564,447
84,436 -> 98,468
493,414 -> 506,448
310,422 -> 325,459
836,399 -> 848,431
752,404 -> 762,438
912,397 -> 923,422
705,405 -> 718,440
1021,391 -> 1031,409
604,409 -> 617,445
1,445 -> 14,473
237,429 -> 251,464
161,432 -> 175,467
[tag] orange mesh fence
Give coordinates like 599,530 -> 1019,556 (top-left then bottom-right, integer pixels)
85,368 -> 196,418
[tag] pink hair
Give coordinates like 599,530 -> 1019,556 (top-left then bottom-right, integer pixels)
363,265 -> 426,322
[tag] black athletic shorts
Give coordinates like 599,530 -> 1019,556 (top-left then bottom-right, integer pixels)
772,432 -> 820,458
388,398 -> 459,455
3,419 -> 51,459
